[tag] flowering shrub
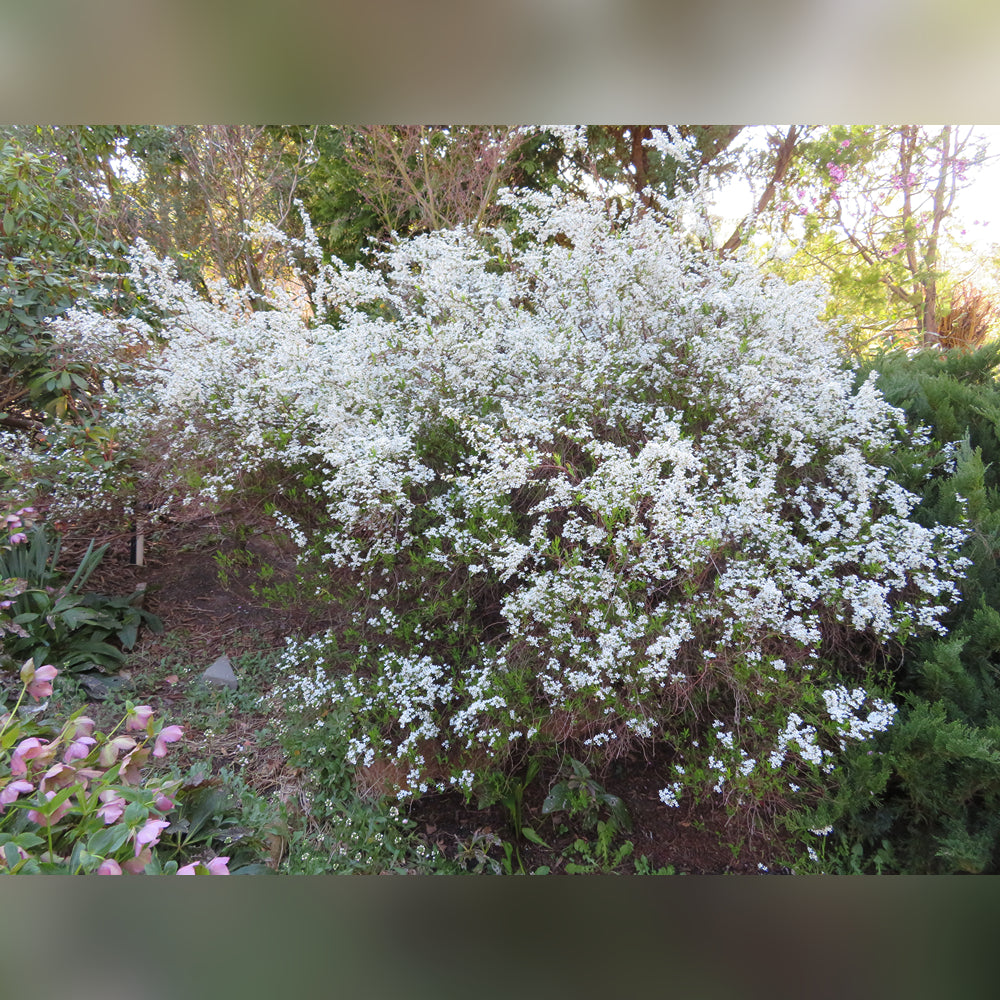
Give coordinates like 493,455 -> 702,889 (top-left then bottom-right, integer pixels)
50,176 -> 968,827
0,660 -> 227,873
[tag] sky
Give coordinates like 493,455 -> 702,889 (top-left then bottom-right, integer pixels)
948,125 -> 1000,265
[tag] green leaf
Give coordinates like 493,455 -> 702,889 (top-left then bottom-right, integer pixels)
541,787 -> 569,814
520,826 -> 550,848
142,853 -> 164,875
55,604 -> 102,629
143,611 -> 164,634
68,840 -> 86,873
182,786 -> 232,842
32,782 -> 77,817
123,801 -> 148,826
63,639 -> 125,660
87,823 -> 131,857
231,863 -> 276,875
117,621 -> 138,649
11,832 -> 45,849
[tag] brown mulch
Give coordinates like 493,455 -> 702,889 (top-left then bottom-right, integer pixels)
405,751 -> 788,875
75,513 -> 338,657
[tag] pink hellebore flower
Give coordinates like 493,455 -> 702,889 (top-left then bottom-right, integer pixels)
176,856 -> 230,875
123,847 -> 152,874
11,738 -> 50,777
97,790 -> 127,825
19,661 -> 57,701
154,790 -> 177,813
8,533 -> 27,545
97,859 -> 123,875
3,514 -> 22,527
63,736 -> 97,764
126,705 -> 155,733
26,672 -> 55,700
27,790 -> 72,826
0,779 -> 34,809
134,817 -> 171,856
99,735 -> 136,768
153,725 -> 183,758
118,746 -> 149,785
70,716 -> 95,739
39,762 -> 80,793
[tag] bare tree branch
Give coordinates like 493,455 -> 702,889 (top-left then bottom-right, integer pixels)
720,126 -> 800,255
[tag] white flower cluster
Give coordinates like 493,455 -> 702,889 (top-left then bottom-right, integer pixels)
662,684 -> 901,812
52,189 -> 968,801
658,784 -> 683,808
821,685 -> 897,750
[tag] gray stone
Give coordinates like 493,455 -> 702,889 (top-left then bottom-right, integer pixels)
78,671 -> 131,702
201,654 -> 238,690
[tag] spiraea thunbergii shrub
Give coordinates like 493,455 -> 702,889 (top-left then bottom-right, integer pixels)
51,180 -> 968,828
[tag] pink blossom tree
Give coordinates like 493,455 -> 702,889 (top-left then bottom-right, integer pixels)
775,125 -> 991,350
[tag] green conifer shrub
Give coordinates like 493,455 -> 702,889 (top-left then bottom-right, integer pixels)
822,343 -> 1000,872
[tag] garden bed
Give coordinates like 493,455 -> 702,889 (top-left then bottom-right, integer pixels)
56,514 -> 789,874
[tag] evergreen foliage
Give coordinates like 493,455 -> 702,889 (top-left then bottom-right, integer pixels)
826,344 -> 1000,872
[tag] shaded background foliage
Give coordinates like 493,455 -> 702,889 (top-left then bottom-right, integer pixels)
1,132 -> 128,435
